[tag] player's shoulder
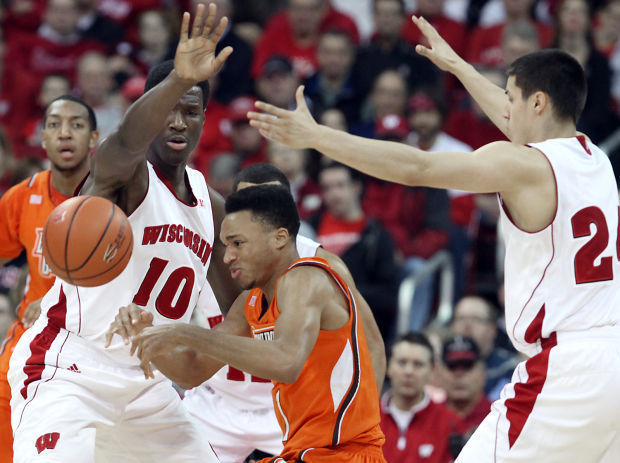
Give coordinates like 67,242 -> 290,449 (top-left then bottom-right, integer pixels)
1,171 -> 49,203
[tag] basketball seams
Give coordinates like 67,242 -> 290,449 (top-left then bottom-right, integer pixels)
67,199 -> 116,273
63,196 -> 92,284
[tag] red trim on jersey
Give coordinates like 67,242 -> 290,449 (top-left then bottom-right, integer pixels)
511,224 -> 556,343
152,164 -> 198,207
505,304 -> 557,448
576,135 -> 591,155
20,286 -> 68,399
499,146 -> 559,234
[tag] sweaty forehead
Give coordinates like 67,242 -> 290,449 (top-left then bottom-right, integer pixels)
180,87 -> 204,106
46,100 -> 89,119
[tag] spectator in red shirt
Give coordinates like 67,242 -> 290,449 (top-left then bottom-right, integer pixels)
381,332 -> 465,463
467,0 -> 553,66
442,335 -> 493,436
252,0 -> 359,80
75,0 -> 125,53
228,95 -> 268,168
500,18 -> 542,67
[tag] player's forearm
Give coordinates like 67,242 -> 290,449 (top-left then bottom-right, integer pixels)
152,346 -> 225,389
180,327 -> 301,383
312,126 -> 429,186
115,71 -> 195,153
450,61 -> 509,138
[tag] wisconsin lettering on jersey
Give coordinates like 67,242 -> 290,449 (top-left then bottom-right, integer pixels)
141,224 -> 212,266
35,432 -> 60,454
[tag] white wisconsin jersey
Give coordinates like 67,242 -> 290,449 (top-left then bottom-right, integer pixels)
501,136 -> 620,357
39,162 -> 215,367
189,234 -> 321,410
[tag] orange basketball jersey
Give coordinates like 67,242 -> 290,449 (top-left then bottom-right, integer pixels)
0,170 -> 68,319
244,257 -> 386,462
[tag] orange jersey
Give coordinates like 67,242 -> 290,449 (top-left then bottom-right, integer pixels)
0,170 -> 69,319
245,257 -> 386,461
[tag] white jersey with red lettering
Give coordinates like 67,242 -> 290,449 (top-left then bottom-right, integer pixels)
8,162 -> 219,462
501,136 -> 620,357
456,136 -> 620,463
184,234 -> 320,462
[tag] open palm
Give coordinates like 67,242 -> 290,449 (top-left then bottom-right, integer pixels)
174,3 -> 233,83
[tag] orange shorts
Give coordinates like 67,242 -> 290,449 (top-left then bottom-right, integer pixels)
258,443 -> 386,463
0,320 -> 25,463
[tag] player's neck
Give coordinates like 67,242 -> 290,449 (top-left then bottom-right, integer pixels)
261,247 -> 300,304
50,164 -> 89,196
529,117 -> 577,144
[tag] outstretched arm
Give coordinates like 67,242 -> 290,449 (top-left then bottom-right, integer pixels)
84,4 -> 233,206
410,16 -> 508,137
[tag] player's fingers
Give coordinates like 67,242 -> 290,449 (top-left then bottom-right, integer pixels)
118,309 -> 132,344
254,101 -> 288,118
415,44 -> 432,58
191,3 -> 205,39
104,327 -> 114,348
202,3 -> 217,37
294,85 -> 309,113
209,15 -> 228,41
213,46 -> 234,70
179,11 -> 190,42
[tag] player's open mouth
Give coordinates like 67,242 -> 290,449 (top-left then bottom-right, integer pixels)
166,137 -> 188,151
59,147 -> 75,159
230,268 -> 241,279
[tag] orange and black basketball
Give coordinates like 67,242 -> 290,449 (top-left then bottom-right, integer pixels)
42,196 -> 133,287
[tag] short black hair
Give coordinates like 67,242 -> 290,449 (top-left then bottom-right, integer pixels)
144,60 -> 210,109
225,185 -> 300,238
390,332 -> 435,365
233,163 -> 291,192
44,94 -> 97,131
507,49 -> 587,123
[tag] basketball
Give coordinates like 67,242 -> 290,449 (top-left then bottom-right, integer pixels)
42,196 -> 134,287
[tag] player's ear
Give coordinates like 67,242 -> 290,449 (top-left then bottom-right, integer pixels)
89,130 -> 100,150
532,91 -> 547,115
273,227 -> 290,250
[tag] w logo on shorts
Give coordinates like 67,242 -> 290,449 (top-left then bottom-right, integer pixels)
35,432 -> 60,454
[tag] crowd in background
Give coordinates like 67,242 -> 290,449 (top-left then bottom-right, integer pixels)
0,0 -> 619,460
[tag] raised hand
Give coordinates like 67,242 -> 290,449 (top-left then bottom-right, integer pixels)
105,303 -> 154,348
174,3 -> 233,84
248,86 -> 319,150
411,16 -> 464,72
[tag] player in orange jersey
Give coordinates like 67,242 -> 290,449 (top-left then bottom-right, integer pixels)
0,95 -> 98,461
119,185 -> 387,462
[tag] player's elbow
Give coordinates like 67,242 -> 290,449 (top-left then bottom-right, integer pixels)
276,359 -> 304,384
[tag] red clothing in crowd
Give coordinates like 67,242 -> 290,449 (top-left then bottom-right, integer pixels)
458,395 -> 493,434
444,110 -> 507,150
380,392 -> 464,463
401,12 -> 467,56
316,212 -> 366,256
466,22 -> 553,66
0,68 -> 38,152
252,6 -> 359,79
190,100 -> 233,174
362,181 -> 449,259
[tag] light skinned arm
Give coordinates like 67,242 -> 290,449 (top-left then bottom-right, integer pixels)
316,248 -> 386,393
84,4 -> 233,200
132,266 -> 332,384
411,16 -> 509,137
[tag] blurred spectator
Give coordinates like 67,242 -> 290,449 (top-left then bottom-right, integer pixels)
304,29 -> 361,126
0,125 -> 15,195
594,0 -> 620,58
8,0 -> 105,86
255,55 -> 300,109
402,0 -> 467,56
131,9 -> 176,74
318,107 -> 348,131
21,74 -> 72,159
380,332 -> 464,463
118,74 -> 146,113
206,152 -> 241,198
190,0 -> 253,104
0,293 -> 14,340
76,52 -> 123,139
252,0 -> 360,80
309,162 -> 399,341
450,296 -> 519,400
331,0 -> 374,42
353,0 -> 438,102
467,0 -> 552,66
476,0 -> 551,27
96,0 -> 163,29
228,95 -> 267,167
352,69 -> 408,138
2,0 -> 46,37
75,0 -> 125,53
406,88 -> 474,302
500,18 -> 542,67
363,113 -> 450,331
444,67 -> 507,150
267,140 -> 321,219
442,335 -> 492,435
552,0 -> 618,143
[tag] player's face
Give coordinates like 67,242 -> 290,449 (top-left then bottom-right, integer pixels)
387,342 -> 433,403
220,210 -> 277,290
503,76 -> 532,145
150,88 -> 205,167
42,100 -> 98,173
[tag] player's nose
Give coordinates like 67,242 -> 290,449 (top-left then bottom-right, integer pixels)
169,111 -> 187,131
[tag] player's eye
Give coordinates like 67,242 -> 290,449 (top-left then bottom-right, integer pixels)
47,121 -> 59,128
234,240 -> 243,247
